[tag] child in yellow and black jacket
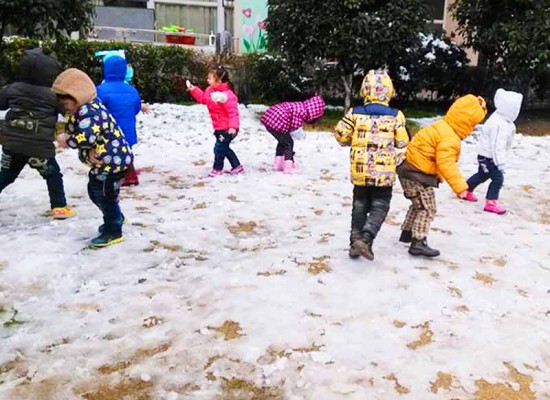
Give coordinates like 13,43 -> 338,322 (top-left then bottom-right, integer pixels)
334,69 -> 409,261
53,68 -> 133,248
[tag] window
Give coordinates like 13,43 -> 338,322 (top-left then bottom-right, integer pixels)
427,0 -> 446,32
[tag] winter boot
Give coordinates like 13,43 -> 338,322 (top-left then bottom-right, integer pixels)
208,169 -> 223,177
348,238 -> 374,261
399,230 -> 413,243
122,165 -> 139,187
229,165 -> 245,175
484,199 -> 506,215
283,160 -> 297,174
409,238 -> 440,257
90,233 -> 124,248
273,156 -> 284,171
464,191 -> 478,202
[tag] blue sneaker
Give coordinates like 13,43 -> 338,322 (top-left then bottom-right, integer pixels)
90,233 -> 124,248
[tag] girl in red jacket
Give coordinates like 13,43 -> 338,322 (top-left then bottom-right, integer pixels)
187,66 -> 243,177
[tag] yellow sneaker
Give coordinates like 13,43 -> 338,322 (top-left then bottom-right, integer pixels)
49,206 -> 76,220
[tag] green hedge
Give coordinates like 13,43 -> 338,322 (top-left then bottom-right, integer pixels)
0,38 -> 210,103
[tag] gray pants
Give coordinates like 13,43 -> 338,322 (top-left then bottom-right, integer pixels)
350,185 -> 392,244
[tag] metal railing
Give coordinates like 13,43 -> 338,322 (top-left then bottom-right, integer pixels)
92,25 -> 217,50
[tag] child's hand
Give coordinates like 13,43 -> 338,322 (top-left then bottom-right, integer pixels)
185,80 -> 194,91
88,149 -> 103,167
56,133 -> 68,149
457,190 -> 468,199
228,128 -> 237,135
141,102 -> 150,113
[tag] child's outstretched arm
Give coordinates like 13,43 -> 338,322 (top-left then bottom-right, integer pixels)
187,80 -> 207,104
435,140 -> 468,196
333,109 -> 355,146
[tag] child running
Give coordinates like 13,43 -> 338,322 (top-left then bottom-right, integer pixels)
464,88 -> 523,214
261,95 -> 325,173
334,70 -> 409,261
186,66 -> 243,177
53,68 -> 133,247
0,48 -> 75,219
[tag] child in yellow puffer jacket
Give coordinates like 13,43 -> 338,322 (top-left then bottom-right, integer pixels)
397,94 -> 487,257
334,69 -> 409,261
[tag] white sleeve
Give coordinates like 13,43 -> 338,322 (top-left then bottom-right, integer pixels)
493,126 -> 508,168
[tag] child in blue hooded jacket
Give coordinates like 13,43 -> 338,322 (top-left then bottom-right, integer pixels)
97,55 -> 143,186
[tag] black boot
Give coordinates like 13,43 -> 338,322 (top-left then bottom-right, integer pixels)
349,236 -> 374,261
399,230 -> 412,243
409,238 -> 440,257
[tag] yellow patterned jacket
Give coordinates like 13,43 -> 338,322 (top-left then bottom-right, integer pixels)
334,70 -> 409,187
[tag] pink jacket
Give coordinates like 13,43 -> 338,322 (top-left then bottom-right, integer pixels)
260,96 -> 325,133
190,82 -> 239,131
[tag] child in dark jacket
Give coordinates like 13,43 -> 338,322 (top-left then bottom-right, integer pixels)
53,68 -> 133,248
0,48 -> 75,219
261,95 -> 325,174
186,66 -> 243,177
97,55 -> 143,186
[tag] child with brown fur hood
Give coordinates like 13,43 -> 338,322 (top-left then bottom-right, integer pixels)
53,68 -> 133,248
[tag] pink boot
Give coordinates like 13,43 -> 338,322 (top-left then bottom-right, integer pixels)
229,165 -> 245,175
283,160 -> 297,174
208,169 -> 223,177
484,199 -> 506,215
273,156 -> 284,171
464,191 -> 478,202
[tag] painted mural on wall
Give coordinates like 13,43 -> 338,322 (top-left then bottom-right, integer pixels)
239,0 -> 268,53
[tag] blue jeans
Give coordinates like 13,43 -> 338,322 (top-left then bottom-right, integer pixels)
213,130 -> 241,171
467,155 -> 504,200
0,150 -> 67,208
87,171 -> 125,236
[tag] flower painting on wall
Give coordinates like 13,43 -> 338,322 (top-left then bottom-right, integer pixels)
240,0 -> 268,53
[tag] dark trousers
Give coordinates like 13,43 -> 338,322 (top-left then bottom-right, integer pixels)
467,155 -> 504,200
87,171 -> 125,236
0,149 -> 67,208
213,130 -> 241,171
268,128 -> 294,160
350,186 -> 392,244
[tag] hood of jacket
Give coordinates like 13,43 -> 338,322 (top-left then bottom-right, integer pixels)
360,69 -> 394,105
103,55 -> 128,82
302,95 -> 325,122
494,88 -> 523,122
19,48 -> 61,87
444,94 -> 487,139
52,68 -> 97,107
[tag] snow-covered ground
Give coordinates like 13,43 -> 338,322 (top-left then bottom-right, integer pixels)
0,104 -> 549,400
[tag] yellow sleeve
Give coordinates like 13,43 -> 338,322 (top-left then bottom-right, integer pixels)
394,110 -> 409,149
334,108 -> 355,147
435,138 -> 468,194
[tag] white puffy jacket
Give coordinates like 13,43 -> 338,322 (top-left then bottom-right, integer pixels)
478,88 -> 523,171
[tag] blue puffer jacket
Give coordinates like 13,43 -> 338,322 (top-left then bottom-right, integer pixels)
96,56 -> 141,146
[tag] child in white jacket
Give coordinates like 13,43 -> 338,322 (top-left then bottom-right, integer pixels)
464,88 -> 523,214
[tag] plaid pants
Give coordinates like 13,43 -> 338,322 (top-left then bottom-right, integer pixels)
399,178 -> 437,240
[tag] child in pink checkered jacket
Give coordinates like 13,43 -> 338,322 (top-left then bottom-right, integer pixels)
260,95 -> 325,173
